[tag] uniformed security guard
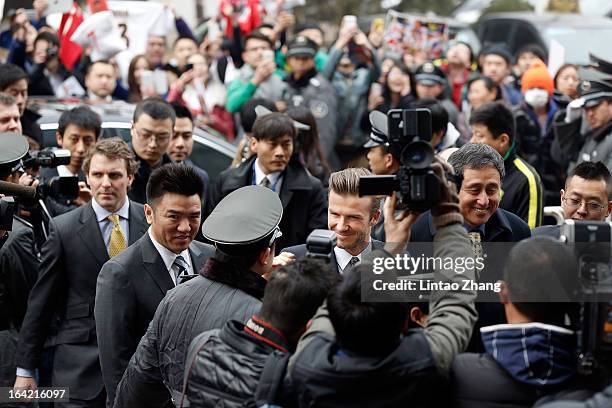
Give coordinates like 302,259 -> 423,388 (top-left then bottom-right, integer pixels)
552,66 -> 612,173
113,186 -> 284,408
0,133 -> 39,406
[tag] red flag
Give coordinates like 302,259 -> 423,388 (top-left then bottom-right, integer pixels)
58,2 -> 84,71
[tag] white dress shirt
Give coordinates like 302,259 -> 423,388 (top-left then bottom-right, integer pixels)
147,229 -> 194,285
334,241 -> 372,274
92,198 -> 130,252
254,158 -> 284,193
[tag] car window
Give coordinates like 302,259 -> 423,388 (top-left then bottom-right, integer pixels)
542,26 -> 612,65
479,20 -> 516,47
190,136 -> 233,183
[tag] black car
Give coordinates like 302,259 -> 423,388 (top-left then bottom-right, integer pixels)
476,12 -> 612,65
31,99 -> 236,182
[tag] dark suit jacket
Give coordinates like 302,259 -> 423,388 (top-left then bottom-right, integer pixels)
94,233 -> 214,407
532,225 -> 561,239
16,200 -> 148,400
127,152 -> 172,204
283,240 -> 384,274
204,155 -> 327,251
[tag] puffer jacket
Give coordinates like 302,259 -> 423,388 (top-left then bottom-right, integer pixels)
451,322 -> 584,408
184,319 -> 289,407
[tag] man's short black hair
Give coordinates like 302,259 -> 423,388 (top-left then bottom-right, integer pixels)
171,102 -> 193,122
252,112 -> 296,141
242,31 -> 274,50
58,106 -> 102,139
133,97 -> 176,126
146,163 -> 204,204
568,161 -> 612,199
515,43 -> 547,64
85,59 -> 113,76
504,237 -> 579,326
240,98 -> 277,133
34,31 -> 59,48
411,99 -> 449,136
295,23 -> 323,36
469,101 -> 515,143
0,63 -> 28,90
260,258 -> 340,342
172,36 -> 197,48
328,266 -> 408,356
257,23 -> 274,31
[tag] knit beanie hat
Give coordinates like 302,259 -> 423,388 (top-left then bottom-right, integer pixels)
521,60 -> 554,96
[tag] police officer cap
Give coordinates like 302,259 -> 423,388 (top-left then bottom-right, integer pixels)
286,36 -> 318,59
577,67 -> 612,108
414,62 -> 446,86
202,186 -> 283,246
364,110 -> 390,148
589,52 -> 612,76
0,132 -> 29,166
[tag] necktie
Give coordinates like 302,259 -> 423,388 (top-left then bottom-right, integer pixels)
107,214 -> 127,258
348,256 -> 360,268
260,176 -> 271,189
468,231 -> 484,277
173,255 -> 189,285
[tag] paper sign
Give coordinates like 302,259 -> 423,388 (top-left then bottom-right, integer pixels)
384,10 -> 449,61
548,38 -> 565,77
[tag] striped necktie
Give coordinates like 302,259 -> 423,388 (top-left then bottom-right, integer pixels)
173,255 -> 189,285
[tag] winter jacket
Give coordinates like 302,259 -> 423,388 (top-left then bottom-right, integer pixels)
286,222 -> 479,407
500,149 -> 543,229
113,258 -> 265,408
282,69 -> 339,169
322,46 -> 381,147
513,101 -> 565,206
451,323 -> 586,408
185,318 -> 289,407
225,64 -> 286,113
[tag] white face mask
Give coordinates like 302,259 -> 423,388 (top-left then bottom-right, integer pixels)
524,88 -> 549,109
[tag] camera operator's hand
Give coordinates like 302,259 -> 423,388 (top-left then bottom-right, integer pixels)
272,251 -> 296,269
14,375 -> 37,392
18,173 -> 39,189
251,60 -> 276,86
430,157 -> 463,228
73,181 -> 92,207
334,26 -> 358,50
383,193 -> 421,255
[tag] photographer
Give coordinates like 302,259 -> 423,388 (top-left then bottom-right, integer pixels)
0,133 -> 39,399
26,31 -> 71,97
285,159 -> 478,406
451,237 -> 592,407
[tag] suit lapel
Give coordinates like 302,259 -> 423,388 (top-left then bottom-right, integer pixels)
140,234 -> 175,294
188,243 -> 207,275
127,201 -> 148,245
77,203 -> 109,267
330,250 -> 340,274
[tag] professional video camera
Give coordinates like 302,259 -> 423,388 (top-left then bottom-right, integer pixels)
358,109 -> 441,211
22,148 -> 79,201
560,220 -> 612,376
305,229 -> 337,263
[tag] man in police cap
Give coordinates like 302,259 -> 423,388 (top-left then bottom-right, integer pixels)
552,65 -> 612,173
0,133 -> 38,402
113,186 -> 283,407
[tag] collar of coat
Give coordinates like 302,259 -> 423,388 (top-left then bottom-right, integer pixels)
588,120 -> 612,142
285,68 -> 318,88
200,257 -> 267,299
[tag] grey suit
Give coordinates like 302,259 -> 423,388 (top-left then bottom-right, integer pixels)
16,200 -> 148,404
94,233 -> 214,407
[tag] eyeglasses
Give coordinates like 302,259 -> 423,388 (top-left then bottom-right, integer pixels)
134,127 -> 170,144
563,197 -> 607,213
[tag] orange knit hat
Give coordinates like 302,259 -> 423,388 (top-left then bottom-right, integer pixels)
521,60 -> 554,96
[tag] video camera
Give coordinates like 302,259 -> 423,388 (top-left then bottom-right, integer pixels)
560,220 -> 612,376
305,229 -> 337,262
22,148 -> 79,201
358,109 -> 441,211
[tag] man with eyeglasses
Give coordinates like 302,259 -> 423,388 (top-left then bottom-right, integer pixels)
226,32 -> 286,113
534,161 -> 612,238
128,98 -> 174,204
112,186 -> 283,407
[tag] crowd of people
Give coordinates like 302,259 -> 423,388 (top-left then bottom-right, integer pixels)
0,1 -> 610,407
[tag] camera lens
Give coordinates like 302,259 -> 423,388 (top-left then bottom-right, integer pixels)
401,141 -> 434,169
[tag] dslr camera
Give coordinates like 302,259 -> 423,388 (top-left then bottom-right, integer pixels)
359,109 -> 441,211
305,229 -> 337,263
